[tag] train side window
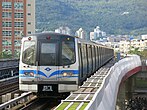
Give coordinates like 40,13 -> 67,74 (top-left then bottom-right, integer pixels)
81,45 -> 85,74
92,46 -> 95,72
84,44 -> 87,74
78,43 -> 83,78
101,47 -> 104,64
90,45 -> 93,73
97,46 -> 100,67
95,46 -> 98,68
99,47 -> 101,66
94,46 -> 96,71
81,44 -> 85,77
104,48 -> 105,59
87,45 -> 92,73
86,44 -> 89,73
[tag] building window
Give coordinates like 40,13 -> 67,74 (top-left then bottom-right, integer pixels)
14,22 -> 23,27
2,22 -> 12,27
15,31 -> 23,37
28,31 -> 31,34
2,40 -> 12,46
28,22 -> 31,25
14,13 -> 23,18
2,31 -> 12,36
2,12 -> 12,18
28,13 -> 31,15
2,50 -> 12,55
15,31 -> 20,36
14,40 -> 21,46
14,2 -> 23,9
28,4 -> 31,6
2,2 -> 12,8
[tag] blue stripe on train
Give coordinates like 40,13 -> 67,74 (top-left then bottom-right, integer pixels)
19,70 -> 79,78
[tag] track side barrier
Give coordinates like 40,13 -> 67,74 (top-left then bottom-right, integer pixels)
0,91 -> 33,110
85,55 -> 141,110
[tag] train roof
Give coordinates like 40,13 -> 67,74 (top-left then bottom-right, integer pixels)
24,32 -> 112,49
28,32 -> 100,45
78,37 -> 111,48
27,32 -> 75,39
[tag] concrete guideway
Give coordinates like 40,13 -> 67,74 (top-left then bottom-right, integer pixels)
87,55 -> 141,110
55,61 -> 115,110
55,55 -> 141,110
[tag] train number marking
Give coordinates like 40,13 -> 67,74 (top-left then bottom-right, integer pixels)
42,85 -> 53,91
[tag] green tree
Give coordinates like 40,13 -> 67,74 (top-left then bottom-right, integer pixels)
0,51 -> 12,59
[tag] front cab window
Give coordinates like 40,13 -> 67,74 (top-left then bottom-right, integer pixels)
22,41 -> 35,65
61,37 -> 76,65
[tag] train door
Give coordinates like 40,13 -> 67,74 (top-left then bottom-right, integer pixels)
37,39 -> 59,81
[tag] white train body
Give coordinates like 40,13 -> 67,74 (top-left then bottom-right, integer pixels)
19,33 -> 113,95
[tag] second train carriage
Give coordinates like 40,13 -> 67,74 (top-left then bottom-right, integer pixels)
19,33 -> 114,96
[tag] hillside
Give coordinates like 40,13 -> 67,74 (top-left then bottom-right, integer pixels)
36,0 -> 147,35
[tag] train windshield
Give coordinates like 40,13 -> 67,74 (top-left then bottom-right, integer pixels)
39,42 -> 57,66
22,41 -> 36,65
39,36 -> 76,66
61,39 -> 75,65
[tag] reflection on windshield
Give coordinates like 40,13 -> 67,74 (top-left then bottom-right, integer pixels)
62,41 -> 75,65
22,41 -> 35,65
39,43 -> 56,66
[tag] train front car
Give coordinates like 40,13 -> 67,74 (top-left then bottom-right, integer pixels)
19,33 -> 79,96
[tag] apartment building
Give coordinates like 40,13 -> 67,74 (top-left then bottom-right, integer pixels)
0,0 -> 35,57
55,26 -> 71,35
75,28 -> 86,39
119,39 -> 147,53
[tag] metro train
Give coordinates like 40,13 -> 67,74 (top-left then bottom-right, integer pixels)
19,33 -> 114,96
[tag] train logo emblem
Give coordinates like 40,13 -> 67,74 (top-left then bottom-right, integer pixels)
45,67 -> 51,71
42,85 -> 53,91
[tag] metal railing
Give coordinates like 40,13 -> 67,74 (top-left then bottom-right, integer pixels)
0,92 -> 33,110
0,59 -> 19,70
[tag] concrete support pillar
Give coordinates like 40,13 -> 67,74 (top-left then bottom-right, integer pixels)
116,82 -> 126,110
125,77 -> 133,100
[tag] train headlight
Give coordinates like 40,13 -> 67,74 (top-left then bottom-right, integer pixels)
30,72 -> 34,77
24,72 -> 34,77
63,72 -> 68,77
62,72 -> 73,77
24,72 -> 29,75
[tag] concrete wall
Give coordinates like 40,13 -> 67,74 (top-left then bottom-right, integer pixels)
86,55 -> 141,110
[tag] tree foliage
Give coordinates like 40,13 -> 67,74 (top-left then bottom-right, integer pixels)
0,51 -> 12,59
128,48 -> 147,59
36,0 -> 147,35
0,51 -> 19,59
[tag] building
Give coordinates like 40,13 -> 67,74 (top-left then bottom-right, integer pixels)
141,35 -> 147,40
119,39 -> 147,53
75,28 -> 86,39
0,0 -> 35,57
94,26 -> 101,40
90,26 -> 106,41
55,26 -> 71,35
90,32 -> 94,41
